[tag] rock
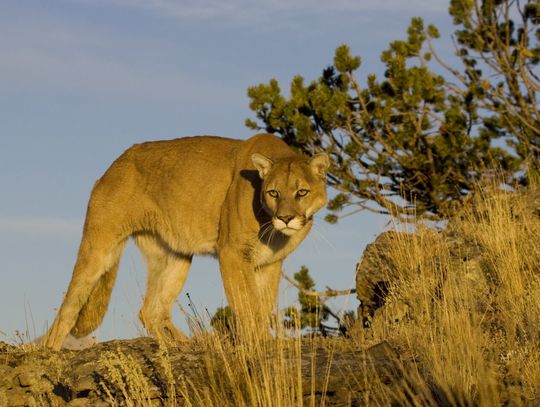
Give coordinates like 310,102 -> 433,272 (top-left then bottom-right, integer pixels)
372,300 -> 409,328
17,371 -> 39,388
0,342 -> 16,353
72,375 -> 96,395
0,365 -> 14,387
148,385 -> 162,399
62,334 -> 97,350
5,388 -> 31,407
67,398 -> 90,406
0,336 -> 407,406
355,226 -> 490,330
355,231 -> 403,326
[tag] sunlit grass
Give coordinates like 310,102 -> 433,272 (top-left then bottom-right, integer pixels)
3,179 -> 539,406
364,178 -> 540,405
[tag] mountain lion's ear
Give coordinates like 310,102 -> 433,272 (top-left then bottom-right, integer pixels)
309,153 -> 330,179
251,153 -> 274,179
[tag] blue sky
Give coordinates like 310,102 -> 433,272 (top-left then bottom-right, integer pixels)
0,0 -> 453,342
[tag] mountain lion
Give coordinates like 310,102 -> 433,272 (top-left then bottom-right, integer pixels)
45,133 -> 329,350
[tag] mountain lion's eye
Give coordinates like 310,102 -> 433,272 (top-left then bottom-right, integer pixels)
297,189 -> 310,197
267,190 -> 279,198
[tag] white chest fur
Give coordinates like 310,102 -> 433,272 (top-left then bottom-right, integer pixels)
252,225 -> 310,266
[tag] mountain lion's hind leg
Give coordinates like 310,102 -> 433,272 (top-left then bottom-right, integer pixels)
135,235 -> 191,342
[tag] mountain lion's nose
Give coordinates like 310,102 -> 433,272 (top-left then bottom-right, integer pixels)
277,215 -> 294,224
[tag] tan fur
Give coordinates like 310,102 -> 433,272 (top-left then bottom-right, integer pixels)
45,133 -> 329,350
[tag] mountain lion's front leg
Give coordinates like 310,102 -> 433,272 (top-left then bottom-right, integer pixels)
219,248 -> 271,337
253,260 -> 282,326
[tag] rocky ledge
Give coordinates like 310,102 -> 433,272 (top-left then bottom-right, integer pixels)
0,337 -> 403,406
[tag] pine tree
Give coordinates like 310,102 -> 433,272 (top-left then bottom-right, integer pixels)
246,0 -> 539,222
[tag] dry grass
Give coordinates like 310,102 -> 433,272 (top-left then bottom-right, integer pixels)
178,329 -> 303,406
4,180 -> 539,406
98,180 -> 540,406
364,179 -> 540,405
95,314 -> 328,407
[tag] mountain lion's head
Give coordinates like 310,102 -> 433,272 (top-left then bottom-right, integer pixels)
251,152 -> 329,236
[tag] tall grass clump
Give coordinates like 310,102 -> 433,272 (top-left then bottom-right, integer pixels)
96,304 -> 335,406
367,179 -> 540,405
178,307 -> 312,407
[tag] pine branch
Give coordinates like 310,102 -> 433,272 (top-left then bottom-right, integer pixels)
281,271 -> 356,298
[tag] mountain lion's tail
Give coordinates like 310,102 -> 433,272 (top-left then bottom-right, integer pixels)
70,247 -> 123,338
